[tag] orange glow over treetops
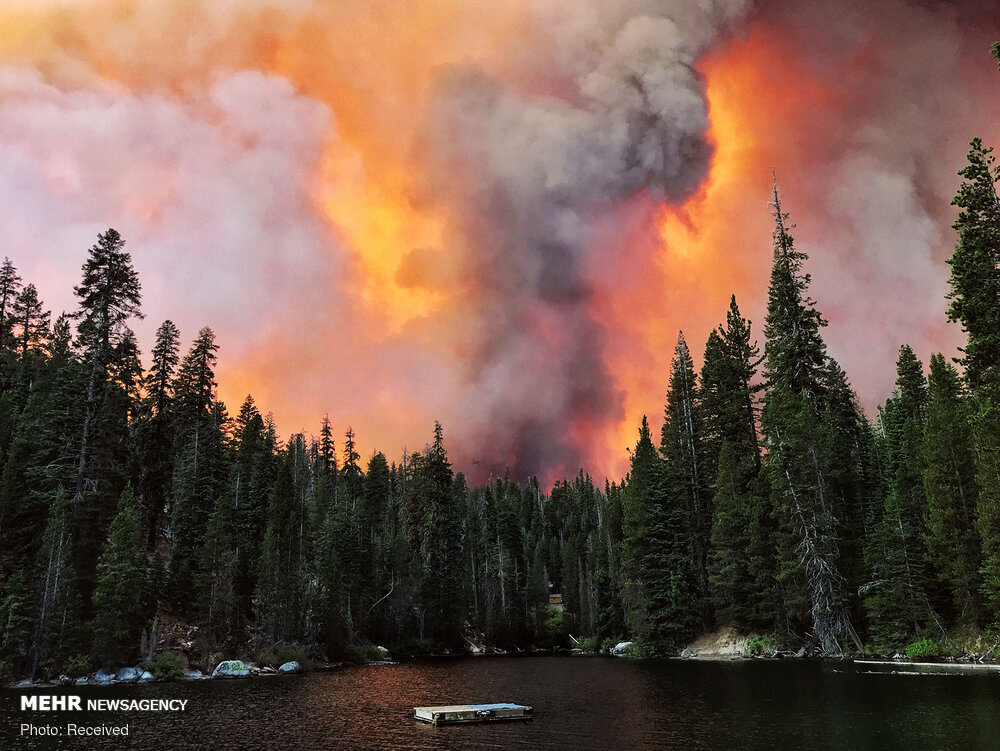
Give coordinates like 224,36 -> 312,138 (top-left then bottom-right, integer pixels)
1,4 -> 986,484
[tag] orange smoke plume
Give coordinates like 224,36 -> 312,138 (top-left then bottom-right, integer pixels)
1,1 -> 998,484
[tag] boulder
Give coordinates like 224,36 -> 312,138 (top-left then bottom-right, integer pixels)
115,667 -> 142,683
212,660 -> 251,678
183,668 -> 206,680
74,677 -> 90,686
794,647 -> 807,658
12,679 -> 36,689
611,641 -> 633,656
277,661 -> 302,674
94,669 -> 115,684
375,646 -> 392,661
138,670 -> 156,683
680,648 -> 695,659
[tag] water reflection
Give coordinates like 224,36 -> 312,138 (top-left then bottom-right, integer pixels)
3,655 -> 999,750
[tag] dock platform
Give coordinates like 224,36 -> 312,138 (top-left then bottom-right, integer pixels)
414,703 -> 533,724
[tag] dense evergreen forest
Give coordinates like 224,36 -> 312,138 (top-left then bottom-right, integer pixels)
3,76 -> 1000,684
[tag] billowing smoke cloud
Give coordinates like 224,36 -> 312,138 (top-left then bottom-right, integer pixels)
0,66 -> 339,377
0,0 -> 998,484
741,0 -> 1000,405
415,1 -> 749,477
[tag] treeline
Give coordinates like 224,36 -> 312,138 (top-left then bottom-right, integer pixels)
0,228 -> 626,679
3,94 -> 1000,683
618,136 -> 1000,658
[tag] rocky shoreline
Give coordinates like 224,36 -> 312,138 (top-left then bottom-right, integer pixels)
7,648 -> 396,689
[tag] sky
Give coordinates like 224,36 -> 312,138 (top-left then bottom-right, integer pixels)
1,0 -> 998,484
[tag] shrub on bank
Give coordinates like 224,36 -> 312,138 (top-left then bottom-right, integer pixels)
623,642 -> 658,658
905,638 -> 941,660
257,642 -> 312,670
746,633 -> 778,656
343,644 -> 384,664
142,651 -> 188,681
64,654 -> 93,677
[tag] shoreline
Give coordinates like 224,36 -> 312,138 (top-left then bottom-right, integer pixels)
9,650 -> 1000,690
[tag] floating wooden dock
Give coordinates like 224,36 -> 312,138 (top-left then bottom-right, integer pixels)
414,703 -> 533,724
852,659 -> 1000,675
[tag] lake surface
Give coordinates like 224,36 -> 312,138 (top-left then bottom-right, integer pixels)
3,655 -> 999,749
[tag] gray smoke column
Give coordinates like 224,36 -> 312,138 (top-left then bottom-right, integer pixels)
415,0 -> 749,479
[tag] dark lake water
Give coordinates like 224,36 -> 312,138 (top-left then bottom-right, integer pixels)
3,655 -> 999,750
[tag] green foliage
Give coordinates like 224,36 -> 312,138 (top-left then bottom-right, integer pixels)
923,354 -> 981,621
543,606 -> 569,647
342,644 -> 384,665
863,347 -> 938,652
574,636 -> 599,652
600,637 -> 619,654
142,652 -> 187,681
745,634 -> 778,656
905,638 -> 942,660
761,183 -> 860,656
622,642 -> 658,659
63,654 -> 93,677
10,131 -> 1000,683
91,485 -> 149,668
0,658 -> 12,685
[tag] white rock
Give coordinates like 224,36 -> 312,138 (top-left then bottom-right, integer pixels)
115,667 -> 142,683
277,661 -> 301,674
212,660 -> 251,678
94,669 -> 115,684
612,641 -> 633,655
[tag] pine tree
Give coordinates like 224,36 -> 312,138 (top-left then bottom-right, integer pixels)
700,296 -> 764,471
254,437 -> 312,645
761,180 -> 860,654
91,485 -> 148,668
701,296 -> 771,628
621,416 -> 698,650
946,139 -> 1000,621
11,284 -> 51,362
196,492 -> 237,648
621,418 -> 658,639
230,396 -> 272,633
862,350 -> 939,653
947,139 -> 1000,394
136,320 -> 180,548
923,353 -> 981,622
29,488 -> 84,677
361,452 -> 392,638
412,422 -> 464,649
168,328 -> 226,613
0,256 -> 22,349
0,567 -> 33,676
660,332 -> 711,627
71,229 -> 143,601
